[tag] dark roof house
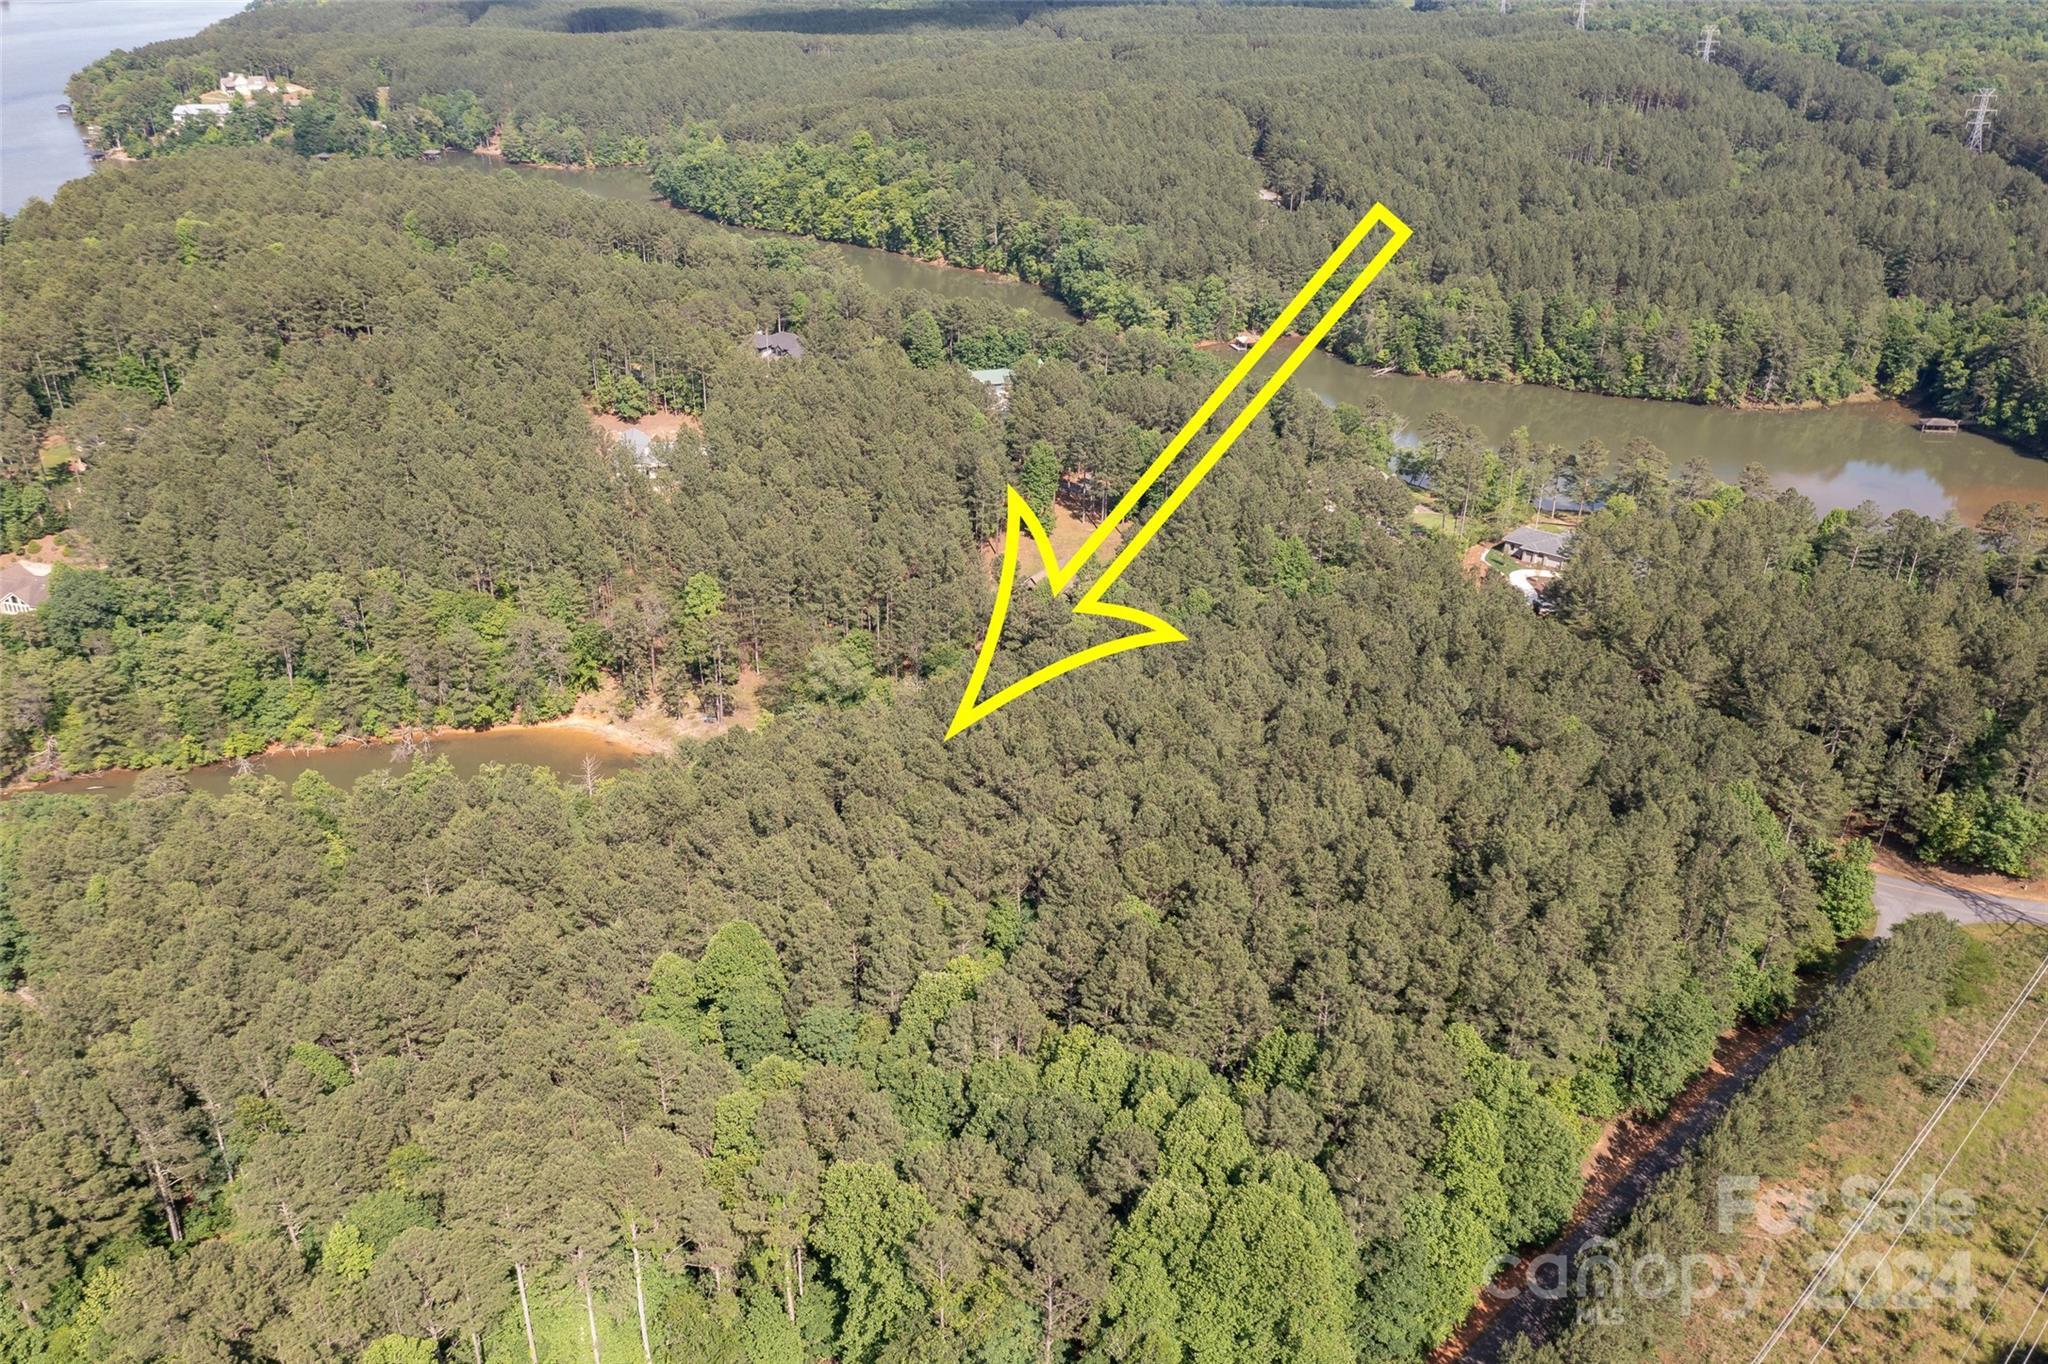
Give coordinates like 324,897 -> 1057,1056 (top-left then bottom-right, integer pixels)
0,562 -> 54,615
750,330 -> 806,361
1500,525 -> 1574,567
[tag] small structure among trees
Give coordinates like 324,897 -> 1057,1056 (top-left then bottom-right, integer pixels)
968,367 -> 1013,412
750,329 -> 806,361
1500,525 -> 1574,568
0,561 -> 53,614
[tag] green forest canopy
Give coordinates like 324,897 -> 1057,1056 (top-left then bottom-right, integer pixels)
0,4 -> 2044,1362
59,0 -> 2048,445
0,147 -> 2044,1363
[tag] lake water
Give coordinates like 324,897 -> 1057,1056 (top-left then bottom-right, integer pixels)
442,154 -> 2048,522
0,0 -> 249,215
16,726 -> 648,801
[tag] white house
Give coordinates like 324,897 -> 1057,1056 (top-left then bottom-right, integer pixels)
223,71 -> 281,97
611,429 -> 666,478
171,103 -> 224,125
969,367 -> 1013,412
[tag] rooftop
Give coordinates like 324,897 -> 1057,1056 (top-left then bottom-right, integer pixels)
750,330 -> 806,359
0,561 -> 54,612
1502,525 -> 1574,559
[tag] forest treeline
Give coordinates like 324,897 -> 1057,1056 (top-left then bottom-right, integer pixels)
1500,915 -> 1978,1361
0,153 -> 1026,776
3,153 -> 2047,1364
58,0 -> 2048,447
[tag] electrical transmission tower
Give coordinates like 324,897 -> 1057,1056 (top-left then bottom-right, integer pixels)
1966,87 -> 1996,154
1698,25 -> 1718,63
1575,0 -> 1588,31
1498,0 -> 1510,14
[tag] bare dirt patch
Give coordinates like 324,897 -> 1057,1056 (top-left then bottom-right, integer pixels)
588,408 -> 702,444
981,503 -> 1121,587
560,670 -> 762,751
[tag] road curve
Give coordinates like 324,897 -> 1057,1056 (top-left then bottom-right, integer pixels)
1874,870 -> 2045,935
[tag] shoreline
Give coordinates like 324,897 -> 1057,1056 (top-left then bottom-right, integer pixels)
2,711 -> 667,797
432,154 -> 2033,454
3,668 -> 767,796
1193,339 -> 1950,424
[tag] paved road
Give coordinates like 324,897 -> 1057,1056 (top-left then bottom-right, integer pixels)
1875,870 -> 2045,935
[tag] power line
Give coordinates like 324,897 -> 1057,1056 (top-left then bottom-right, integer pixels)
1698,25 -> 1718,64
1575,0 -> 1588,32
1971,1207 -> 2048,1360
1749,941 -> 2048,1364
2005,1275 -> 2048,1364
1968,87 -> 1997,155
1805,997 -> 2048,1360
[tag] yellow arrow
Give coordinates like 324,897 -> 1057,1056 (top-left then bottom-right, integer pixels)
945,202 -> 1412,741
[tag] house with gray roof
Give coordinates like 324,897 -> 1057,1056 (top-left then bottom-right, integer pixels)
1500,525 -> 1574,569
0,562 -> 54,615
749,330 -> 806,361
610,428 -> 666,478
969,367 -> 1014,412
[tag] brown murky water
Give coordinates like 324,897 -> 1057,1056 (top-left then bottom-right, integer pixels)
16,727 -> 647,801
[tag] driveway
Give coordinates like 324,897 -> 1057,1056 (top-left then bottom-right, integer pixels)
1875,870 -> 2046,934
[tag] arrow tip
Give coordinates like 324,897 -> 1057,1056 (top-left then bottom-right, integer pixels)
945,488 -> 1184,741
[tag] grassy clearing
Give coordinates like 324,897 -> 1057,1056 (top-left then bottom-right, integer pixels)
1675,927 -> 2048,1364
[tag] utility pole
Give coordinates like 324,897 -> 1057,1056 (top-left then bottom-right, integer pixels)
1966,87 -> 1995,154
1575,0 -> 1588,32
1498,0 -> 1509,14
1697,24 -> 1718,63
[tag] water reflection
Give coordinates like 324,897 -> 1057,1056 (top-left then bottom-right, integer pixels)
17,726 -> 647,800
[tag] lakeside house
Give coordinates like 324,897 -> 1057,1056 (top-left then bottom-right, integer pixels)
1229,330 -> 1260,351
223,71 -> 280,97
750,330 -> 806,361
1501,524 -> 1574,569
0,562 -> 54,615
969,367 -> 1014,412
172,72 -> 307,123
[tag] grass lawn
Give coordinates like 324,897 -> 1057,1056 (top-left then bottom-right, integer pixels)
1410,504 -> 1457,536
1674,926 -> 2048,1364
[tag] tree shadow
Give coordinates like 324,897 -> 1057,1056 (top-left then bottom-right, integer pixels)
696,2 -> 1092,35
556,4 -> 683,33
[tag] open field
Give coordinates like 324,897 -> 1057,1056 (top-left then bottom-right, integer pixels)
1673,927 -> 2048,1364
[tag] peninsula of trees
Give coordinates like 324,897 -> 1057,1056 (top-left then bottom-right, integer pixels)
61,0 -> 2048,446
